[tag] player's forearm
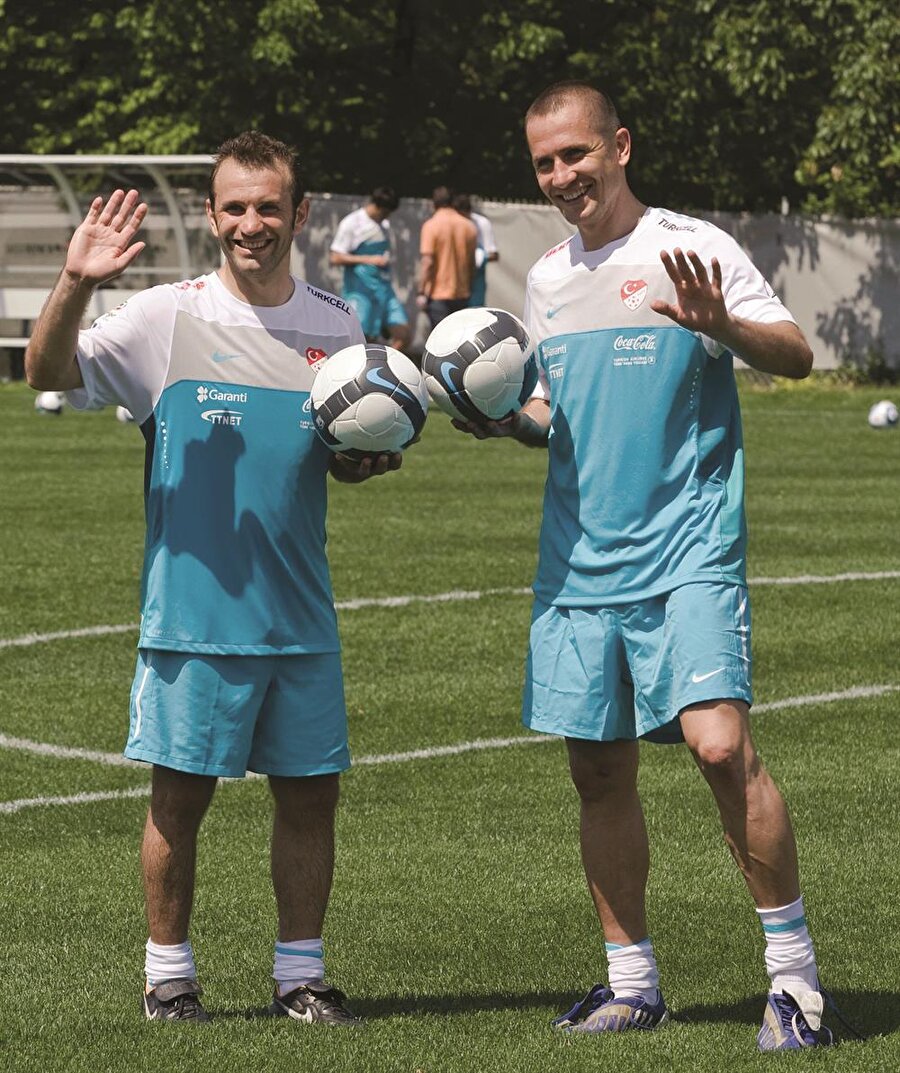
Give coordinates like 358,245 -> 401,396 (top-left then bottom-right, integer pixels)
24,271 -> 93,390
512,399 -> 550,447
417,256 -> 434,295
717,317 -> 813,379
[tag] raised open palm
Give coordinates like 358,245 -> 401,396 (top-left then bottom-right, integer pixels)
650,248 -> 729,338
66,188 -> 149,285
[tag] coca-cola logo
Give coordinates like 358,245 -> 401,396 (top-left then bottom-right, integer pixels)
614,334 -> 656,352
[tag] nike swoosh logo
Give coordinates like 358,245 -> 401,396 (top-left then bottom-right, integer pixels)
691,668 -> 724,684
212,351 -> 243,363
546,305 -> 566,319
440,361 -> 459,390
366,366 -> 412,400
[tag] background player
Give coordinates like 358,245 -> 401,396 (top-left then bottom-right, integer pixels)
25,131 -> 398,1025
454,81 -> 832,1051
453,193 -> 500,308
416,186 -> 477,328
330,185 -> 410,352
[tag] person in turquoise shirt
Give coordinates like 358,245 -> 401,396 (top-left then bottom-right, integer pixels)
454,81 -> 834,1052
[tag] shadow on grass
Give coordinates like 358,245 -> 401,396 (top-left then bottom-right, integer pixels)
675,989 -> 899,1040
208,990 -> 575,1022
208,988 -> 900,1040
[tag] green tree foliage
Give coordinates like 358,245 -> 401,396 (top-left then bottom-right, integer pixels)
0,0 -> 895,215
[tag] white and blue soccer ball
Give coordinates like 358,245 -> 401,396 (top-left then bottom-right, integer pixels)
311,343 -> 429,458
867,399 -> 898,428
34,391 -> 65,415
421,307 -> 537,423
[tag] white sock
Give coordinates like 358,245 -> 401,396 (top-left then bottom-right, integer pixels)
757,896 -> 819,994
145,938 -> 198,987
273,938 -> 325,996
606,938 -> 660,1002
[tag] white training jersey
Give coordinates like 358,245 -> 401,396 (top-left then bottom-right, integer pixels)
525,206 -> 795,605
69,272 -> 364,654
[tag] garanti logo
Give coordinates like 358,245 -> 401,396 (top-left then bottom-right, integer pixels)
196,384 -> 248,427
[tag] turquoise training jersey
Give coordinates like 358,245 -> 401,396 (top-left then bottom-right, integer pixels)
69,273 -> 364,654
330,206 -> 394,298
525,207 -> 797,606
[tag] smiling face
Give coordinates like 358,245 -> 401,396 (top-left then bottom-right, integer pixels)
526,96 -> 637,250
206,159 -> 309,302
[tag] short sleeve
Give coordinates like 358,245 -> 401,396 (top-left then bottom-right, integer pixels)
67,287 -> 176,422
330,213 -> 357,255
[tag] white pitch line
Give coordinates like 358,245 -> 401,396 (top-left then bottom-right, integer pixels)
751,570 -> 900,587
2,683 -> 898,815
2,571 -> 899,652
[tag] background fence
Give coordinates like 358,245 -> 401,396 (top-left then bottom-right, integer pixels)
1,159 -> 897,371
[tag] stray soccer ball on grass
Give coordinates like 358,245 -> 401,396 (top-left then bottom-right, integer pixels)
311,343 -> 429,459
421,307 -> 537,424
867,399 -> 898,429
34,391 -> 65,415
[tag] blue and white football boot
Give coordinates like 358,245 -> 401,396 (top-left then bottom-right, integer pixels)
757,987 -> 834,1050
553,983 -> 669,1033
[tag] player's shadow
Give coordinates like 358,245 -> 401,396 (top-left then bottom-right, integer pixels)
215,987 -> 899,1037
210,989 -> 576,1022
674,989 -> 898,1040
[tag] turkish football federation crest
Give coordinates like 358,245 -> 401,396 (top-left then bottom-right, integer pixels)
620,279 -> 648,311
306,347 -> 327,372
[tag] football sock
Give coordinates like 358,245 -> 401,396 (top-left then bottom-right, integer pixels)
605,938 -> 660,1002
144,938 -> 198,988
757,895 -> 819,993
273,938 -> 325,996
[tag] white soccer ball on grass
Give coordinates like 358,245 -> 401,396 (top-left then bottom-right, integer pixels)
421,307 -> 537,423
34,391 -> 65,415
867,399 -> 898,428
311,343 -> 429,458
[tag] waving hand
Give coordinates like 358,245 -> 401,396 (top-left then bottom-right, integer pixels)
650,248 -> 730,340
66,189 -> 148,285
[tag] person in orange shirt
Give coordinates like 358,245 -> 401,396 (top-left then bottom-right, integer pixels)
416,186 -> 477,329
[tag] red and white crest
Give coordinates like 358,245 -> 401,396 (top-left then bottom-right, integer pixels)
620,279 -> 648,311
305,347 -> 327,371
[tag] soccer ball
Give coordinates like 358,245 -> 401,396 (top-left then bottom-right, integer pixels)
115,405 -> 136,423
311,343 -> 428,458
421,307 -> 537,423
867,399 -> 898,428
34,391 -> 65,415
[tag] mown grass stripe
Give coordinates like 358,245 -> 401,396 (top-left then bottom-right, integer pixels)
1,570 -> 898,652
2,683 -> 897,815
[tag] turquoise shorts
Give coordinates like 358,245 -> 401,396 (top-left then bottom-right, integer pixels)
125,649 -> 350,777
346,288 -> 408,340
522,582 -> 752,744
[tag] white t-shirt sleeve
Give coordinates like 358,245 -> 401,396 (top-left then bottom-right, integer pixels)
330,212 -> 358,255
717,232 -> 795,326
67,287 -> 176,422
698,228 -> 796,358
476,214 -> 498,256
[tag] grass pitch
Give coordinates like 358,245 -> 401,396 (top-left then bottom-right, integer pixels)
1,379 -> 898,1072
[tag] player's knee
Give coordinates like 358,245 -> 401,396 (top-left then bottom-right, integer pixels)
270,772 -> 340,824
691,735 -> 757,788
568,750 -> 635,802
149,768 -> 216,834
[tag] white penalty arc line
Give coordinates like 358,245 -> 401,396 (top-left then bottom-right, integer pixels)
2,571 -> 899,652
2,683 -> 898,815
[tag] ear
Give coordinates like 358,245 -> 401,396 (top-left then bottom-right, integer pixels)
293,197 -> 311,236
615,127 -> 632,167
205,198 -> 218,237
